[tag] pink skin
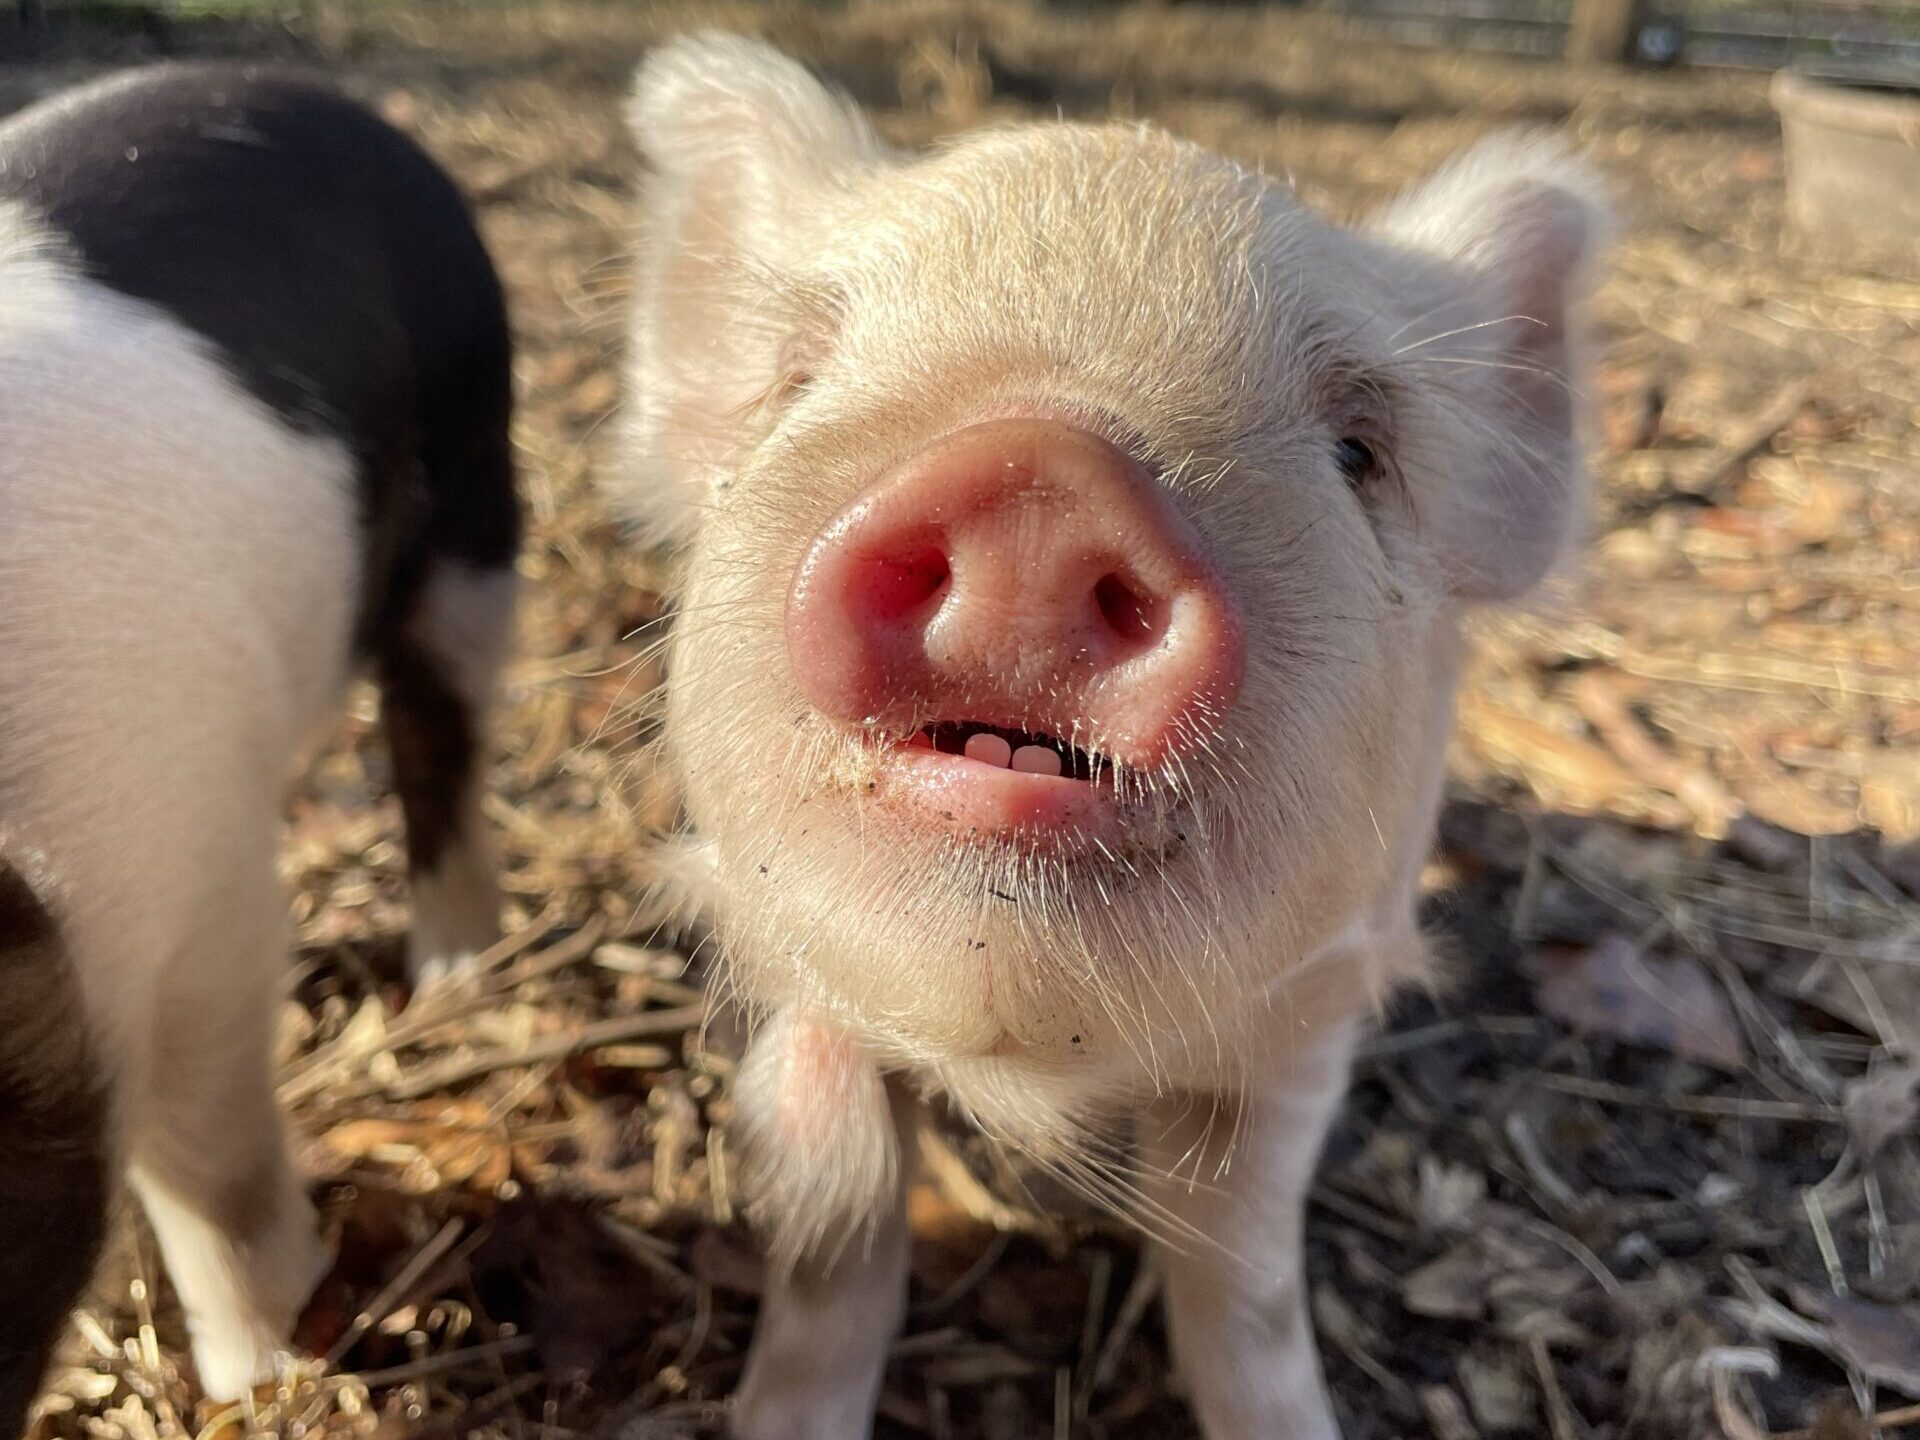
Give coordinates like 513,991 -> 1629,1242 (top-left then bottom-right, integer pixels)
785,418 -> 1246,846
623,40 -> 1610,1439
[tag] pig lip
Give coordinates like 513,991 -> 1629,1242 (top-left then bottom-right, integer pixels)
874,734 -> 1128,849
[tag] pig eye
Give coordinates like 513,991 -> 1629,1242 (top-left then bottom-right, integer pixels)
755,330 -> 824,418
1334,437 -> 1379,487
764,368 -> 813,412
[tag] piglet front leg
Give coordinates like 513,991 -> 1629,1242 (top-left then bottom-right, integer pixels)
1137,1026 -> 1358,1440
729,1011 -> 915,1440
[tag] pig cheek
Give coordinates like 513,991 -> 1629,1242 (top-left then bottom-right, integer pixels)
1290,614 -> 1446,912
664,539 -> 799,809
659,637 -> 997,1052
1233,625 -> 1410,937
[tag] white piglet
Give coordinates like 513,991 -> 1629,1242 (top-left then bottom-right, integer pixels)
623,34 -> 1607,1440
0,65 -> 516,1430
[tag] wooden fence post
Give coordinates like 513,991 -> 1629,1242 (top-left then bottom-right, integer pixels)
1567,0 -> 1649,63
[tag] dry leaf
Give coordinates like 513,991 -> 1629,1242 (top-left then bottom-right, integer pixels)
1793,1289 -> 1920,1398
1787,951 -> 1920,1055
1458,694 -> 1686,826
1419,1385 -> 1482,1440
1416,1157 -> 1488,1237
321,1099 -> 512,1193
1457,1350 -> 1535,1434
1529,934 -> 1747,1071
1844,1059 -> 1920,1160
1404,1244 -> 1490,1320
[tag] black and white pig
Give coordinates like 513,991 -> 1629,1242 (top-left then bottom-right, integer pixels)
0,65 -> 517,1429
622,33 -> 1609,1440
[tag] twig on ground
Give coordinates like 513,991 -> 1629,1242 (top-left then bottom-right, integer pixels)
325,1217 -> 467,1367
1086,1258 -> 1160,1401
1772,1400 -> 1920,1439
1538,1073 -> 1840,1124
352,1336 -> 540,1388
1530,1336 -> 1584,1440
386,1003 -> 705,1100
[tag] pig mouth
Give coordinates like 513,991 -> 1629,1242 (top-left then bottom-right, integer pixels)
863,718 -> 1143,851
904,721 -> 1110,783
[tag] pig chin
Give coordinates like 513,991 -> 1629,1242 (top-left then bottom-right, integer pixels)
690,724 -> 1369,1072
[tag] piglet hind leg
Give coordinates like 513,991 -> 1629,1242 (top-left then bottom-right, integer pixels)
0,863 -> 112,1437
380,557 -> 517,988
127,892 -> 327,1402
729,1012 -> 916,1440
1137,1028 -> 1358,1440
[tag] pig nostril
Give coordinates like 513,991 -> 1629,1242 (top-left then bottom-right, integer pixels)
855,544 -> 951,623
1094,571 -> 1164,647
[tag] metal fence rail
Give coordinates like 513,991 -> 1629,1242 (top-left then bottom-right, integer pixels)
1311,0 -> 1920,68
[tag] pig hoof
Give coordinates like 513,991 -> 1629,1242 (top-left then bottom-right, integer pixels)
405,910 -> 497,987
730,1397 -> 873,1440
189,1217 -> 329,1401
406,854 -> 501,987
406,947 -> 480,991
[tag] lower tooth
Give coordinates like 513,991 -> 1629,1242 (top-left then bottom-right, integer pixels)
1011,744 -> 1063,777
965,733 -> 1013,768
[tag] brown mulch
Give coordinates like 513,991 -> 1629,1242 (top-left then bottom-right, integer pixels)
18,4 -> 1920,1438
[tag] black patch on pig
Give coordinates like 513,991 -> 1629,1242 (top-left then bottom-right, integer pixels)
0,62 -> 521,651
0,858 -> 110,1436
378,640 -> 475,875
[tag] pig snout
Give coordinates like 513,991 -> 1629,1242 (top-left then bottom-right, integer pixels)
784,418 -> 1246,773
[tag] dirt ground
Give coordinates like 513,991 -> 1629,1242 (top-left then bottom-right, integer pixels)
16,3 -> 1920,1438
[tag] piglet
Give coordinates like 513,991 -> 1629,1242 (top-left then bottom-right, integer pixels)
0,64 -> 516,1429
623,33 -> 1606,1440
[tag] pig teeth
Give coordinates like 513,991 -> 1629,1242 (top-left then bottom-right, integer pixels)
918,722 -> 1081,778
964,732 -> 1013,768
1011,744 -> 1064,777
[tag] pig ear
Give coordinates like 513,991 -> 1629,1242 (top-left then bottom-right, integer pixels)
1369,132 -> 1611,602
628,31 -> 884,218
621,34 -> 885,548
